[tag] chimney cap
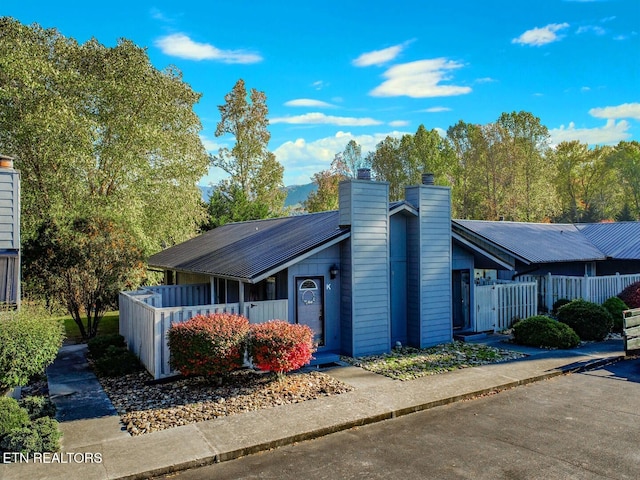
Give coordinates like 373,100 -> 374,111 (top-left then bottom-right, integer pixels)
421,173 -> 435,185
0,154 -> 14,169
357,168 -> 371,181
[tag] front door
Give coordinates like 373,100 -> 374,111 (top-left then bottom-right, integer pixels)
296,277 -> 324,346
452,270 -> 471,330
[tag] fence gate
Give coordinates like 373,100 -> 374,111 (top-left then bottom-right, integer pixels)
475,285 -> 497,332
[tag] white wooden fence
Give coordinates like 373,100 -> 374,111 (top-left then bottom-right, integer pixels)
475,282 -> 537,332
119,285 -> 288,379
518,273 -> 640,312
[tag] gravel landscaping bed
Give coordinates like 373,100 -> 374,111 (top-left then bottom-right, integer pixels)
98,369 -> 353,436
341,341 -> 527,380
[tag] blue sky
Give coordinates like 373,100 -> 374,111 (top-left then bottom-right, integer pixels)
5,0 -> 640,186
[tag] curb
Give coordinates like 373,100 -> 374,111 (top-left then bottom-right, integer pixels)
116,356 -> 623,480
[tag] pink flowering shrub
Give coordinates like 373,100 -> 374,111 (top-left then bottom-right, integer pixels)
167,314 -> 250,377
619,281 -> 640,309
249,320 -> 315,374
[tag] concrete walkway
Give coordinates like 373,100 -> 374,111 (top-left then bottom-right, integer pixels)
0,337 -> 625,480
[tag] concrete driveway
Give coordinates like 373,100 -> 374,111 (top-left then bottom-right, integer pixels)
160,358 -> 640,480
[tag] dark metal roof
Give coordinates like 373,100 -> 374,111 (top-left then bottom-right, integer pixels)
452,219 -> 607,264
576,222 -> 640,260
148,210 -> 349,282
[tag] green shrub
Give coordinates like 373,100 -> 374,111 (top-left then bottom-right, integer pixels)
0,397 -> 30,441
0,416 -> 61,455
557,299 -> 613,341
93,345 -> 141,377
0,306 -> 65,392
19,396 -> 56,420
87,333 -> 126,359
602,297 -> 629,333
168,314 -> 250,377
552,298 -> 572,316
512,315 -> 580,349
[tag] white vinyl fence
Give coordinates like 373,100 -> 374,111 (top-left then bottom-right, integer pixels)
119,285 -> 288,379
475,281 -> 537,332
518,273 -> 640,312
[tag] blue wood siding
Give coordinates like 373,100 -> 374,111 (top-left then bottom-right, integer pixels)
339,180 -> 390,356
0,170 -> 19,250
406,185 -> 453,347
288,244 -> 341,353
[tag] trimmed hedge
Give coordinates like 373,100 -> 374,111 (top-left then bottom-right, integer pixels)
602,297 -> 628,333
512,315 -> 580,349
557,299 -> 613,341
0,306 -> 65,392
0,397 -> 30,441
249,320 -> 315,374
0,416 -> 61,456
168,313 -> 250,377
618,281 -> 640,309
19,396 -> 56,420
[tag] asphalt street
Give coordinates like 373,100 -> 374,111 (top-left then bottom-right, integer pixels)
158,358 -> 640,480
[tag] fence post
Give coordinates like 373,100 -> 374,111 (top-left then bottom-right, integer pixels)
583,273 -> 590,302
546,272 -> 553,312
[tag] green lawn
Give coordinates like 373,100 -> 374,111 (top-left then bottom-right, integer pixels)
59,311 -> 120,344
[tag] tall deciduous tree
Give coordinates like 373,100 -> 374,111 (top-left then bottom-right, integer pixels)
304,154 -> 348,213
0,17 -> 208,328
0,18 -> 210,254
210,79 -> 285,224
496,111 -> 553,221
610,140 -> 640,219
551,141 -> 620,222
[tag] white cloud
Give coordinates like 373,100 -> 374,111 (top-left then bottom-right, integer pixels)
312,80 -> 328,90
389,120 -> 410,127
353,43 -> 405,67
155,33 -> 262,63
422,106 -> 451,113
512,23 -> 570,46
274,131 -> 408,185
200,135 -> 225,153
284,99 -> 337,108
270,112 -> 383,126
549,119 -> 631,145
589,102 -> 640,120
370,59 -> 472,98
577,25 -> 606,35
475,77 -> 497,84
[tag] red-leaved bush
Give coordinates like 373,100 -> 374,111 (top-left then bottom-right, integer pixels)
249,320 -> 315,374
167,313 -> 250,377
618,281 -> 640,309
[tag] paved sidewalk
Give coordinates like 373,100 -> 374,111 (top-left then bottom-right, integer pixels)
0,337 -> 625,480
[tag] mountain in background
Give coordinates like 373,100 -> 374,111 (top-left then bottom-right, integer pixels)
198,183 -> 317,209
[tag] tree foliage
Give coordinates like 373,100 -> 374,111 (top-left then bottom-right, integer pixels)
23,217 -> 145,339
0,18 -> 210,253
369,126 -> 453,201
209,79 -> 285,226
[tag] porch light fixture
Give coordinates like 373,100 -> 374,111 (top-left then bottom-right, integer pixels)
329,264 -> 339,279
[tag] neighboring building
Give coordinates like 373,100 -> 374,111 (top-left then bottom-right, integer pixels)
0,154 -> 20,308
121,171 -> 640,378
